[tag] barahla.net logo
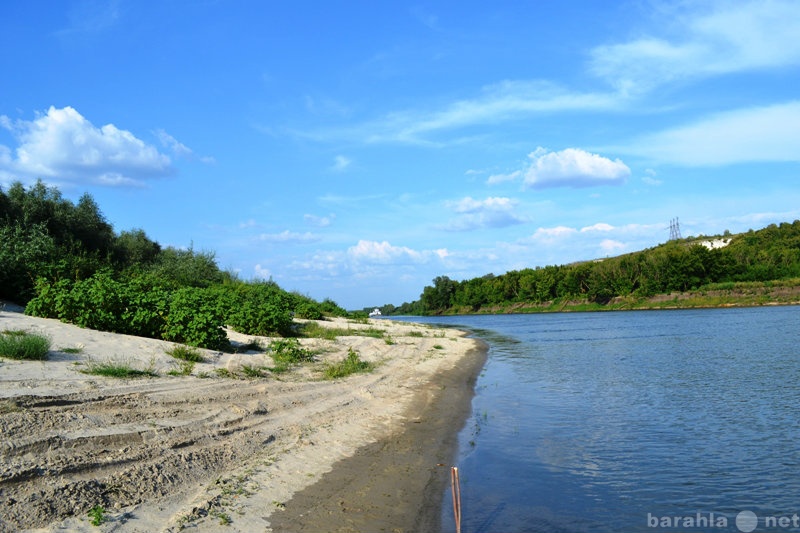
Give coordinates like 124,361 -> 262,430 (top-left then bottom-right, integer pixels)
647,510 -> 800,531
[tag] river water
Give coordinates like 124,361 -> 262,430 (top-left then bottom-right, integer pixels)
398,306 -> 800,532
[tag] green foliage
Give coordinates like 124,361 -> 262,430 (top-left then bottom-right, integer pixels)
220,282 -> 294,337
269,338 -> 315,364
0,330 -> 51,360
88,505 -> 106,526
163,287 -> 228,350
323,348 -> 373,379
147,246 -> 225,288
404,220 -> 800,314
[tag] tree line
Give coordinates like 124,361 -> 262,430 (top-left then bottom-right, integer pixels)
1,180 -> 349,349
380,220 -> 800,315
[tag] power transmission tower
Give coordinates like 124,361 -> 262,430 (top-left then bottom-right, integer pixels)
669,218 -> 682,241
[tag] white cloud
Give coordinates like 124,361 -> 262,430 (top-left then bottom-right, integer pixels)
347,240 -> 423,263
306,81 -> 618,145
581,223 -> 615,232
623,101 -> 800,166
531,226 -> 578,241
599,239 -> 626,255
486,170 -> 522,185
441,196 -> 526,231
523,147 -> 630,189
589,0 -> 800,93
304,213 -> 335,227
258,230 -> 319,243
0,106 -> 174,186
154,129 -> 193,158
331,155 -> 351,172
254,264 -> 272,279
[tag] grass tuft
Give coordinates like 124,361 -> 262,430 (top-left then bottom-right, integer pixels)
166,345 -> 204,362
323,348 -> 373,379
82,360 -> 157,378
0,330 -> 50,360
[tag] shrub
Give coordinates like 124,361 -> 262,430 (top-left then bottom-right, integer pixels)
163,287 -> 228,350
0,330 -> 51,360
269,338 -> 315,364
222,282 -> 294,337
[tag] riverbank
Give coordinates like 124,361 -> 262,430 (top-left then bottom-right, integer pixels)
0,306 -> 486,532
434,280 -> 800,316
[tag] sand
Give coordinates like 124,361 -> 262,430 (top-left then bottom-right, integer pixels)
0,303 -> 486,532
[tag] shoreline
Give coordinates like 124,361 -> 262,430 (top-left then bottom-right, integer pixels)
267,341 -> 488,533
0,308 -> 487,532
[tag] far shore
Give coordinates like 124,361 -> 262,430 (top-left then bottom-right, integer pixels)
0,305 -> 487,533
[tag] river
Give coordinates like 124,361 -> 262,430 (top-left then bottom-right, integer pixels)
397,306 -> 800,532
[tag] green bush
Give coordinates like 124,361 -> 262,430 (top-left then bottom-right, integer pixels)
222,282 -> 294,337
163,287 -> 228,350
0,330 -> 51,360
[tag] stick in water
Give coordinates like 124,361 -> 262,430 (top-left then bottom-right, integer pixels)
451,466 -> 462,533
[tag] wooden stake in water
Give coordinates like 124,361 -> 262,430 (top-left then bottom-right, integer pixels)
451,466 -> 462,533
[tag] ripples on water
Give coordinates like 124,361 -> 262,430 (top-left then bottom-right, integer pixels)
399,307 -> 800,532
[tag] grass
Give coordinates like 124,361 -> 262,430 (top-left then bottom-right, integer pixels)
166,345 -> 204,362
0,330 -> 51,360
60,345 -> 84,354
240,364 -> 268,378
82,360 -> 158,378
167,360 -> 195,376
299,322 -> 387,340
323,348 -> 374,379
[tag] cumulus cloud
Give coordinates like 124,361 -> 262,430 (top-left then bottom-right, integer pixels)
622,101 -> 800,166
589,0 -> 800,93
346,240 -> 448,266
523,147 -> 630,189
531,226 -> 578,241
441,196 -> 526,231
581,223 -> 615,232
0,106 -> 174,186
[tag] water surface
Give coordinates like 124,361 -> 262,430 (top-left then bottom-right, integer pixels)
399,307 -> 800,532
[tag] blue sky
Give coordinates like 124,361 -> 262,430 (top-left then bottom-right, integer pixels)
2,1 -> 799,309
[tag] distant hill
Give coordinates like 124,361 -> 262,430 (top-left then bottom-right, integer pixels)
379,220 -> 800,315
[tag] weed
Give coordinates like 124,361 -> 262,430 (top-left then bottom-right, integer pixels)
408,331 -> 424,337
211,510 -> 232,525
0,330 -> 50,360
88,505 -> 106,526
240,365 -> 267,378
323,348 -> 373,379
270,338 -> 315,364
60,345 -> 84,354
384,336 -> 395,345
432,344 -> 444,350
82,361 -> 158,378
166,345 -> 204,362
214,368 -> 236,379
0,399 -> 20,414
167,360 -> 195,376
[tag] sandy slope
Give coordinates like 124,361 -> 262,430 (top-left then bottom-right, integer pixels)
0,305 -> 484,532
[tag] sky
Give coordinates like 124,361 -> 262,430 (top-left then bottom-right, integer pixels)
1,0 -> 800,309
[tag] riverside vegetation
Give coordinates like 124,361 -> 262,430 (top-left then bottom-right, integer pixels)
378,220 -> 800,315
0,180 -> 354,351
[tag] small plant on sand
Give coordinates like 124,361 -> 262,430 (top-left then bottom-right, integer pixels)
240,364 -> 267,378
270,338 -> 315,364
0,330 -> 50,360
88,505 -> 106,526
82,360 -> 158,378
167,360 -> 195,376
408,330 -> 424,337
60,345 -> 84,354
323,348 -> 373,379
166,345 -> 204,363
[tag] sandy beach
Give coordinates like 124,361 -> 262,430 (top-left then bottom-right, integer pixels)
0,303 -> 485,532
